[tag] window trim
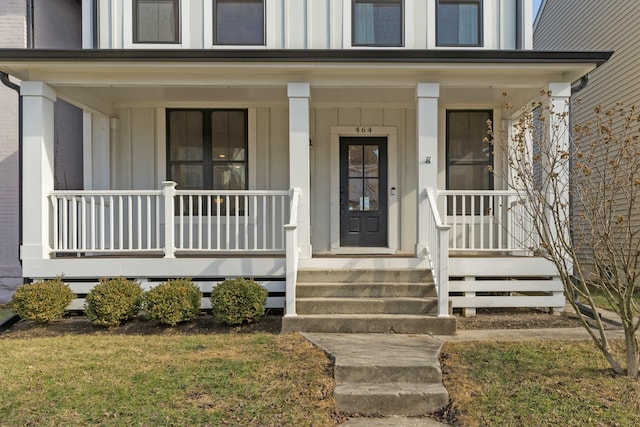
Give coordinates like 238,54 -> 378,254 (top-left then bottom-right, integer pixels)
435,0 -> 483,47
123,0 -> 190,49
166,108 -> 249,191
445,109 -> 494,191
204,0 -> 271,48
351,0 -> 405,48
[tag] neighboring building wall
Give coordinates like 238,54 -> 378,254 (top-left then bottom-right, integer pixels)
0,0 -> 82,302
0,0 -> 25,302
534,0 -> 640,277
35,0 -> 84,191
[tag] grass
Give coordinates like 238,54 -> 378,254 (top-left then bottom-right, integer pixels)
0,305 -> 14,323
584,286 -> 640,312
441,340 -> 640,426
0,332 -> 336,426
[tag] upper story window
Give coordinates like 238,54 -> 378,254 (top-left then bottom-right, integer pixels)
213,0 -> 265,45
352,0 -> 403,47
437,0 -> 482,47
133,0 -> 180,44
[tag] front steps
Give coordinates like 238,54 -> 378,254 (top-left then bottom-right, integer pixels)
305,333 -> 449,417
282,269 -> 456,335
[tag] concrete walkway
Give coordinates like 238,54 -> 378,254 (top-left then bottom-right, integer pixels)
307,326 -> 626,426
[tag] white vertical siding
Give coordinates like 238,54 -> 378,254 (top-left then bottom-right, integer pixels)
97,0 -> 523,49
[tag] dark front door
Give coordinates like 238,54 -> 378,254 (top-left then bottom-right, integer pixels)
340,137 -> 388,247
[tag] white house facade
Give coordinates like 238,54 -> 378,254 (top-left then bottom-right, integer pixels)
0,0 -> 610,331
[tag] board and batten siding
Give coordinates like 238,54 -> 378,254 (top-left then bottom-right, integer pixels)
534,0 -> 640,279
96,0 -> 524,50
310,106 -> 417,253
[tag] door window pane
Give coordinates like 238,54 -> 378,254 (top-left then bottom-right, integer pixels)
169,111 -> 203,161
211,111 -> 246,161
134,0 -> 180,43
214,0 -> 265,45
353,0 -> 403,46
364,178 -> 379,210
437,0 -> 482,46
170,164 -> 203,189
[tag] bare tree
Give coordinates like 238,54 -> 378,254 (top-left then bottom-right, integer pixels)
492,91 -> 640,376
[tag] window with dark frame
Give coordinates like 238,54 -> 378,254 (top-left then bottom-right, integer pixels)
167,109 -> 248,214
446,110 -> 493,215
213,0 -> 265,45
352,0 -> 403,47
436,0 -> 482,47
133,0 -> 180,44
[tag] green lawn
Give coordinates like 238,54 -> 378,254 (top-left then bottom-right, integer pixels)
441,340 -> 640,426
0,306 -> 14,323
0,333 -> 337,426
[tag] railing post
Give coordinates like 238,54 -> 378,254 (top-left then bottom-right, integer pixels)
437,225 -> 451,317
162,181 -> 177,259
284,188 -> 300,317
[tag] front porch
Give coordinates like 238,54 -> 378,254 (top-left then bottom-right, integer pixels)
0,50 -> 604,325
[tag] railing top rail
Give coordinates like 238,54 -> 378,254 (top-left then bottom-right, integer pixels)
50,190 -> 163,197
175,190 -> 290,196
438,189 -> 519,196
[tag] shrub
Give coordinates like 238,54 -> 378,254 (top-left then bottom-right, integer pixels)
144,278 -> 201,326
9,278 -> 74,323
210,278 -> 268,325
84,277 -> 143,327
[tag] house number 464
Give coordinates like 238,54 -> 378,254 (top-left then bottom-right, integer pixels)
355,126 -> 373,134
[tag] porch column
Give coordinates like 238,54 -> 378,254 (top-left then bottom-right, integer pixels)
416,83 -> 440,257
287,83 -> 312,258
21,81 -> 56,261
547,82 -> 572,267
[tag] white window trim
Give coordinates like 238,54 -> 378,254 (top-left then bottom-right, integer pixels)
124,0 -> 191,49
203,0 -> 272,49
427,0 -> 491,49
329,126 -> 399,254
343,0 -> 413,49
156,107 -> 257,191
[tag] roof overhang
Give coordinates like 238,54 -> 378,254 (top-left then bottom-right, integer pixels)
0,49 -> 612,114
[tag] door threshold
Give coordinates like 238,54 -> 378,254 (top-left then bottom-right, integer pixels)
330,247 -> 397,255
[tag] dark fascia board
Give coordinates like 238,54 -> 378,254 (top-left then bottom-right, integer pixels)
0,48 -> 613,65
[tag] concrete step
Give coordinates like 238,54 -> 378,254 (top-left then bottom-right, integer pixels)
297,268 -> 433,284
282,314 -> 456,335
297,297 -> 438,315
296,282 -> 436,298
334,383 -> 449,416
335,361 -> 442,384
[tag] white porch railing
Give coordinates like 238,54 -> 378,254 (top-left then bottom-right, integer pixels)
426,189 -> 451,317
50,190 -> 164,252
49,183 -> 291,255
438,190 -> 536,253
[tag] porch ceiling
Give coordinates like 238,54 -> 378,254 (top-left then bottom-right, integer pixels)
0,49 -> 611,113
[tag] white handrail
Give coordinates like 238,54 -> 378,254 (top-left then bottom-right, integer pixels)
426,188 -> 451,317
284,188 -> 300,317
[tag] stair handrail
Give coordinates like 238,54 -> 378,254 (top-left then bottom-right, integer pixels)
426,188 -> 451,317
284,187 -> 301,317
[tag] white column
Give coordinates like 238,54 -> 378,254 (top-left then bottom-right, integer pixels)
287,83 -> 312,258
21,82 -> 57,261
547,82 -> 572,253
416,83 -> 440,257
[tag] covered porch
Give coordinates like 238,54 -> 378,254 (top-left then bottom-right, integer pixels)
0,49 -> 609,319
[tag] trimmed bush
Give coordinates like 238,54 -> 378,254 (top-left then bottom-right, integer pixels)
9,278 -> 74,323
144,278 -> 201,326
210,278 -> 268,325
84,277 -> 143,327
